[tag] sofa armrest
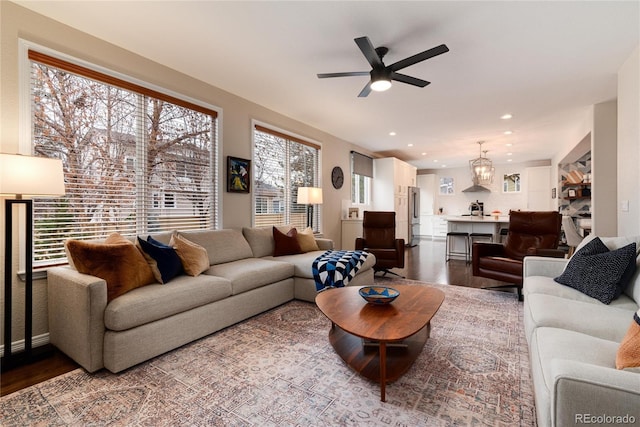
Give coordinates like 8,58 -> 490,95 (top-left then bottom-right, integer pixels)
551,359 -> 640,425
47,266 -> 108,372
523,256 -> 568,278
315,238 -> 334,251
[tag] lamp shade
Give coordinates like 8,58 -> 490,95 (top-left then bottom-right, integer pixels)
297,187 -> 323,205
0,153 -> 65,197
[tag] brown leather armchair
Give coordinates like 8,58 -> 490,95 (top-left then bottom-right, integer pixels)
472,210 -> 563,300
355,211 -> 405,277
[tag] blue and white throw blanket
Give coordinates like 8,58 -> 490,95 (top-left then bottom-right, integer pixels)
313,250 -> 369,292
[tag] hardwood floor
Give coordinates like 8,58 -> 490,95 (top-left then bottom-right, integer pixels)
0,237 -> 516,397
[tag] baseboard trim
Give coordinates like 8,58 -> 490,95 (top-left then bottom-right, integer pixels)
0,333 -> 50,357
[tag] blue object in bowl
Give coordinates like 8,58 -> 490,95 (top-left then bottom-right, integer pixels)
359,286 -> 400,305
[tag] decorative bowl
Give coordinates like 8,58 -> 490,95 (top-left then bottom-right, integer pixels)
358,286 -> 400,305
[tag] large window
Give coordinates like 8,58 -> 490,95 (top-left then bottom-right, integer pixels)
27,49 -> 219,267
252,124 -> 320,231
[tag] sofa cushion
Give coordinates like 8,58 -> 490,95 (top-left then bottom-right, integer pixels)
616,309 -> 640,370
242,225 -> 293,257
263,249 -> 376,279
297,227 -> 320,252
171,233 -> 210,276
525,293 -> 636,342
137,236 -> 183,284
66,233 -> 156,301
554,237 -> 636,304
205,258 -> 294,295
104,274 -> 232,331
180,229 -> 254,265
524,275 -> 639,311
273,226 -> 303,256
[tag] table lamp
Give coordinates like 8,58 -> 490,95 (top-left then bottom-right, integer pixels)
1,153 -> 65,371
296,187 -> 323,230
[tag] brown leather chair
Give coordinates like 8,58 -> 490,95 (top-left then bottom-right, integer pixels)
355,211 -> 405,277
472,210 -> 564,300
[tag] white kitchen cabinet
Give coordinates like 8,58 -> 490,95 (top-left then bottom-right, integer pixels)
432,216 -> 448,239
372,157 -> 417,243
341,219 -> 363,250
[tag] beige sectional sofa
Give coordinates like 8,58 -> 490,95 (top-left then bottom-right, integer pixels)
523,235 -> 640,427
47,227 -> 375,373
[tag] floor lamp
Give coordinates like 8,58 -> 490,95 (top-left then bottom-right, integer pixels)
1,153 -> 65,371
296,187 -> 323,230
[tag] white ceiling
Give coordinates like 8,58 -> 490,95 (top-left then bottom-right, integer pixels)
14,1 -> 640,170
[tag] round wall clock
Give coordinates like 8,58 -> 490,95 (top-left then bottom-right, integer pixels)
331,166 -> 344,189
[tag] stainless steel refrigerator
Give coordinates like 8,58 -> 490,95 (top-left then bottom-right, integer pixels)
408,186 -> 420,246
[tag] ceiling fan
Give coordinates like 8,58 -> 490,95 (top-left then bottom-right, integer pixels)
317,36 -> 449,97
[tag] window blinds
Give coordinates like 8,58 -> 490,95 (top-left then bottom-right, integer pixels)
351,151 -> 373,178
29,50 -> 219,266
253,125 -> 320,231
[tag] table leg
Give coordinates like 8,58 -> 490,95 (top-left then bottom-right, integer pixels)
379,341 -> 386,402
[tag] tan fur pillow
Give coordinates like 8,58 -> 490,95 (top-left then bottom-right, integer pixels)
65,232 -> 155,301
297,227 -> 320,252
616,309 -> 640,371
170,233 -> 210,276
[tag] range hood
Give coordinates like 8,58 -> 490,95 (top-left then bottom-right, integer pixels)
462,184 -> 490,193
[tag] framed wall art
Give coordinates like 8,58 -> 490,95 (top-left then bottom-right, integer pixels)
227,156 -> 251,193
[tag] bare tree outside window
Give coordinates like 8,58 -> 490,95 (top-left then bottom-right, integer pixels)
30,56 -> 218,265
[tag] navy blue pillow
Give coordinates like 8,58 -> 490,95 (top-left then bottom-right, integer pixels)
554,237 -> 637,304
137,236 -> 183,284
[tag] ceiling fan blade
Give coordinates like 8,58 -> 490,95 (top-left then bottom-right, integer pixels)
389,44 -> 449,72
391,72 -> 430,87
354,36 -> 384,69
317,71 -> 370,79
358,82 -> 372,98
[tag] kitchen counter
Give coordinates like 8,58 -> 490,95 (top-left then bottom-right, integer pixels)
445,216 -> 510,244
446,215 -> 510,223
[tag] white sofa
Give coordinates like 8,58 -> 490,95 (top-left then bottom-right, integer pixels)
523,235 -> 640,427
47,226 -> 375,373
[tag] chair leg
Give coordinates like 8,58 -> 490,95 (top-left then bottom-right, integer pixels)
375,269 -> 405,279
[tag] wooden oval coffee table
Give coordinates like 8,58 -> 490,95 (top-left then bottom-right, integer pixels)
316,284 -> 445,402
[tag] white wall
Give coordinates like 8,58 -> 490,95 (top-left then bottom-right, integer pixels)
418,161 -> 548,216
591,100 -> 618,236
617,46 -> 640,235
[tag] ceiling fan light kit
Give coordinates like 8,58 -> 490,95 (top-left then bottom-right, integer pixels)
317,36 -> 449,97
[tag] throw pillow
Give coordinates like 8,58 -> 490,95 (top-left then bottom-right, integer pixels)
66,232 -> 155,302
137,236 -> 183,284
554,237 -> 637,304
616,309 -> 640,371
297,227 -> 320,252
170,233 -> 210,276
273,226 -> 302,256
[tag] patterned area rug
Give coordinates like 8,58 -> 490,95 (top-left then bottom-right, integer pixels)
1,280 -> 535,426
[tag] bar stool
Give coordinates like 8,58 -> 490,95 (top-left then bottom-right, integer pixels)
498,228 -> 508,243
446,231 -> 470,263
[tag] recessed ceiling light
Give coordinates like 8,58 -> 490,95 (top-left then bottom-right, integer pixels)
501,114 -> 513,120
507,159 -> 513,162
506,143 -> 513,147
504,130 -> 513,135
441,164 -> 446,168
421,152 -> 427,156
507,152 -> 513,156
408,143 -> 413,147
433,159 -> 439,163
389,131 -> 396,136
